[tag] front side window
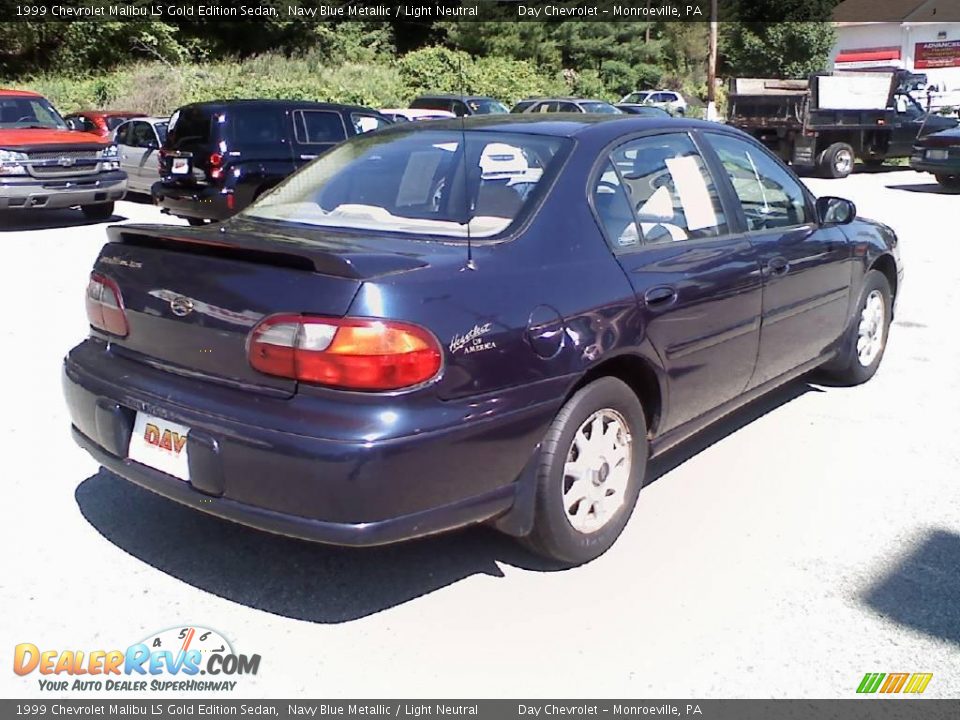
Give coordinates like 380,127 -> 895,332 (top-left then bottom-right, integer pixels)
245,129 -> 568,240
131,121 -> 156,148
610,133 -> 728,243
705,132 -> 810,231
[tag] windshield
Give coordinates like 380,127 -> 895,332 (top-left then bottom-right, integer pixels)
0,96 -> 67,130
580,102 -> 623,114
469,99 -> 509,114
244,129 -> 569,239
622,92 -> 652,104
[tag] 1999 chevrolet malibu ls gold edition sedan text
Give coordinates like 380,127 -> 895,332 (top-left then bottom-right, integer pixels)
63,116 -> 903,565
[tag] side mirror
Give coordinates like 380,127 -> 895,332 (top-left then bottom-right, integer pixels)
816,196 -> 856,225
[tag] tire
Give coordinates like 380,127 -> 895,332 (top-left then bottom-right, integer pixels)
818,142 -> 855,179
521,377 -> 648,565
934,174 -> 960,189
187,218 -> 207,226
821,270 -> 892,386
80,202 -> 114,221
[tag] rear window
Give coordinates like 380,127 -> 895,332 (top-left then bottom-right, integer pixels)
166,107 -> 212,149
244,129 -> 569,239
580,102 -> 622,114
294,110 -> 346,144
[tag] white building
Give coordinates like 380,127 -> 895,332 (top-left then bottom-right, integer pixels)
831,1 -> 960,90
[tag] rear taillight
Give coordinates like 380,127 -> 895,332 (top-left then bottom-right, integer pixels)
157,148 -> 167,173
85,273 -> 128,337
209,152 -> 223,180
248,315 -> 442,391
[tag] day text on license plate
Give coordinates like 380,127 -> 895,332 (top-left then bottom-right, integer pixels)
927,149 -> 949,160
128,412 -> 191,481
171,157 -> 190,174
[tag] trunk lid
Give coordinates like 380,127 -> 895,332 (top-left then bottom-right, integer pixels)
93,223 -> 435,397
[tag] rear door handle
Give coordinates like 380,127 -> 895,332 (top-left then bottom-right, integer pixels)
768,257 -> 790,276
643,286 -> 678,307
300,154 -> 318,161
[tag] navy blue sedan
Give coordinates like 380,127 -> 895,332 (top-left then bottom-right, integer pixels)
63,116 -> 903,564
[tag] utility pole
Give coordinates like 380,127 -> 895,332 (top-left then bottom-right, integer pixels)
707,0 -> 718,121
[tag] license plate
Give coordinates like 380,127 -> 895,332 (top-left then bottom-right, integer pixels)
927,149 -> 949,160
128,412 -> 191,481
171,157 -> 190,175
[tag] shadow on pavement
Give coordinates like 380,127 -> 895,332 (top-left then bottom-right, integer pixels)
886,183 -> 960,195
862,529 -> 960,646
853,163 -> 913,175
0,208 -> 126,231
75,379 -> 817,623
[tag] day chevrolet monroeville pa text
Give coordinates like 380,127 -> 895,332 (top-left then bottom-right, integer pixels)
63,116 -> 902,564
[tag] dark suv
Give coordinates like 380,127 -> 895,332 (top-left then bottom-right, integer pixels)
410,94 -> 509,117
152,99 -> 390,224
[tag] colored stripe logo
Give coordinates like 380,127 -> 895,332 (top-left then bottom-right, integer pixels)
857,672 -> 933,694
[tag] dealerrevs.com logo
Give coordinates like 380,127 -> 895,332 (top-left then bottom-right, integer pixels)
13,626 -> 261,692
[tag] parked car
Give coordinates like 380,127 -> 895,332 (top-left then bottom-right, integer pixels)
910,126 -> 960,188
113,117 -> 168,195
524,98 -> 623,114
620,90 -> 688,116
151,99 -> 391,225
64,111 -> 145,137
410,94 -> 509,117
380,108 -> 455,122
615,104 -> 671,118
0,88 -> 126,218
64,116 -> 902,565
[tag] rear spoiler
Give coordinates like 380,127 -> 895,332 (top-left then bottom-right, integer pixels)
106,224 -> 429,280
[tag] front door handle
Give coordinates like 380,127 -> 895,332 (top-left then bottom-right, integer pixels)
299,154 -> 318,161
768,256 -> 790,276
643,285 -> 678,307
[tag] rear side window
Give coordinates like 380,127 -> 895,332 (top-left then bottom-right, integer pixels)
228,107 -> 287,145
609,133 -> 728,244
705,132 -> 810,230
411,98 -> 451,112
166,107 -> 212,149
592,161 -> 640,249
294,110 -> 346,144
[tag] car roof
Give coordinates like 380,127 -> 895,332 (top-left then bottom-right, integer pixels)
175,99 -> 379,113
116,116 -> 168,125
414,94 -> 496,101
0,88 -> 43,98
66,110 -> 144,118
530,98 -> 613,104
378,114 -> 722,140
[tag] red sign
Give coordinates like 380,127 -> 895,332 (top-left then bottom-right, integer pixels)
915,40 -> 960,69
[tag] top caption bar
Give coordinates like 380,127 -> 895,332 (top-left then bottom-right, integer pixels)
5,0 -> 954,24
5,0 -> 960,22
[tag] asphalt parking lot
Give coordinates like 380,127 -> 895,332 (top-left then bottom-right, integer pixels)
2,169 -> 958,699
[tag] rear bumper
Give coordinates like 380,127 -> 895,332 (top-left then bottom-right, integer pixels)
0,171 -> 127,210
909,155 -> 960,176
151,180 -> 234,221
63,340 -> 563,546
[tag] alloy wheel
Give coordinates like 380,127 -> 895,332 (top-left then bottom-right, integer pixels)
562,409 -> 633,534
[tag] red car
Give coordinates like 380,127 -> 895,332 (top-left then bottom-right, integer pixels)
64,110 -> 145,138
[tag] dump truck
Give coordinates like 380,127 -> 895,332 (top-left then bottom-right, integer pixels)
727,71 -> 958,178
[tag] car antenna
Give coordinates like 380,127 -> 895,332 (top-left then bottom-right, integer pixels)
458,52 -> 477,272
